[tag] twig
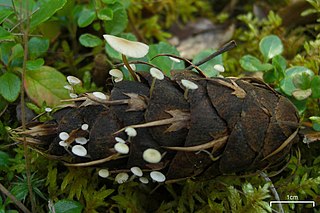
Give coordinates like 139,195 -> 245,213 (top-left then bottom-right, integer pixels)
0,182 -> 31,213
260,171 -> 284,213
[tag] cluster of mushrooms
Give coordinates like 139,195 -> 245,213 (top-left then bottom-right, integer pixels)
18,34 -> 300,184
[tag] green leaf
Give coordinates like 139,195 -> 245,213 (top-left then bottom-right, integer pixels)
192,49 -> 223,77
0,8 -> 14,24
97,8 -> 113,21
26,58 -> 44,70
280,66 -> 314,96
292,72 -> 312,90
0,151 -> 9,168
0,72 -> 21,102
79,33 -> 102,47
146,42 -> 185,76
77,7 -> 96,27
240,55 -> 273,72
104,2 -> 128,35
309,116 -> 320,131
24,66 -> 70,106
28,37 -> 49,59
311,76 -> 320,98
53,200 -> 83,213
0,26 -> 14,42
259,35 -> 283,60
30,0 -> 67,29
271,55 -> 286,79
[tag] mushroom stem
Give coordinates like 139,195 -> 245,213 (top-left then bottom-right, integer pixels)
122,54 -> 139,82
184,89 -> 189,100
150,78 -> 156,98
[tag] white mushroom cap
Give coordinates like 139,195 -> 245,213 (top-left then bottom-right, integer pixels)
213,64 -> 225,73
142,148 -> 162,163
103,34 -> 149,58
115,137 -> 126,143
130,167 -> 143,177
81,123 -> 89,131
109,69 -> 123,82
124,64 -> 136,71
59,132 -> 69,141
59,140 -> 68,147
125,127 -> 137,137
150,68 -> 164,80
115,172 -> 129,184
139,177 -> 149,184
67,76 -> 82,85
181,79 -> 198,90
69,93 -> 78,98
64,85 -> 73,91
45,107 -> 52,112
150,171 -> 166,182
75,137 -> 88,145
92,92 -> 107,100
169,56 -> 181,63
71,145 -> 87,157
98,169 -> 110,178
114,143 -> 129,154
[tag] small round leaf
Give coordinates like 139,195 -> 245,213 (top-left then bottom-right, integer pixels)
0,72 -> 21,102
259,35 -> 283,60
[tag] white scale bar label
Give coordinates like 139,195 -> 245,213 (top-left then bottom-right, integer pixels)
270,201 -> 315,207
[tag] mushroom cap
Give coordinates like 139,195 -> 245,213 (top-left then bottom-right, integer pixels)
69,93 -> 78,98
139,177 -> 149,184
92,92 -> 107,100
181,79 -> 199,90
71,145 -> 87,157
64,85 -> 73,91
103,34 -> 149,58
213,64 -> 225,72
115,137 -> 126,144
81,123 -> 89,131
59,140 -> 68,147
142,148 -> 162,163
114,143 -> 129,154
109,69 -> 123,82
169,56 -> 181,63
98,169 -> 110,178
125,127 -> 137,137
150,171 -> 166,182
130,167 -> 143,177
45,107 -> 52,112
115,172 -> 129,184
67,76 -> 81,85
59,132 -> 69,141
75,137 -> 88,145
150,68 -> 164,80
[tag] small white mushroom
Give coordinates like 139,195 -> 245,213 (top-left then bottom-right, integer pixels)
59,140 -> 68,147
103,34 -> 149,58
142,148 -> 162,164
75,137 -> 88,145
64,85 -> 73,91
67,76 -> 82,85
169,56 -> 181,63
125,127 -> 137,142
115,137 -> 126,144
71,145 -> 87,157
59,132 -> 69,141
98,169 -> 110,178
130,166 -> 143,177
92,92 -> 107,100
181,79 -> 199,99
114,142 -> 129,154
213,64 -> 225,73
81,123 -> 89,131
109,69 -> 124,83
149,67 -> 164,98
139,177 -> 149,184
150,171 -> 166,183
45,107 -> 52,112
69,93 -> 78,98
115,172 -> 129,184
103,34 -> 149,81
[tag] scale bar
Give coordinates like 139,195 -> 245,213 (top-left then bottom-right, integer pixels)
270,201 -> 315,207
